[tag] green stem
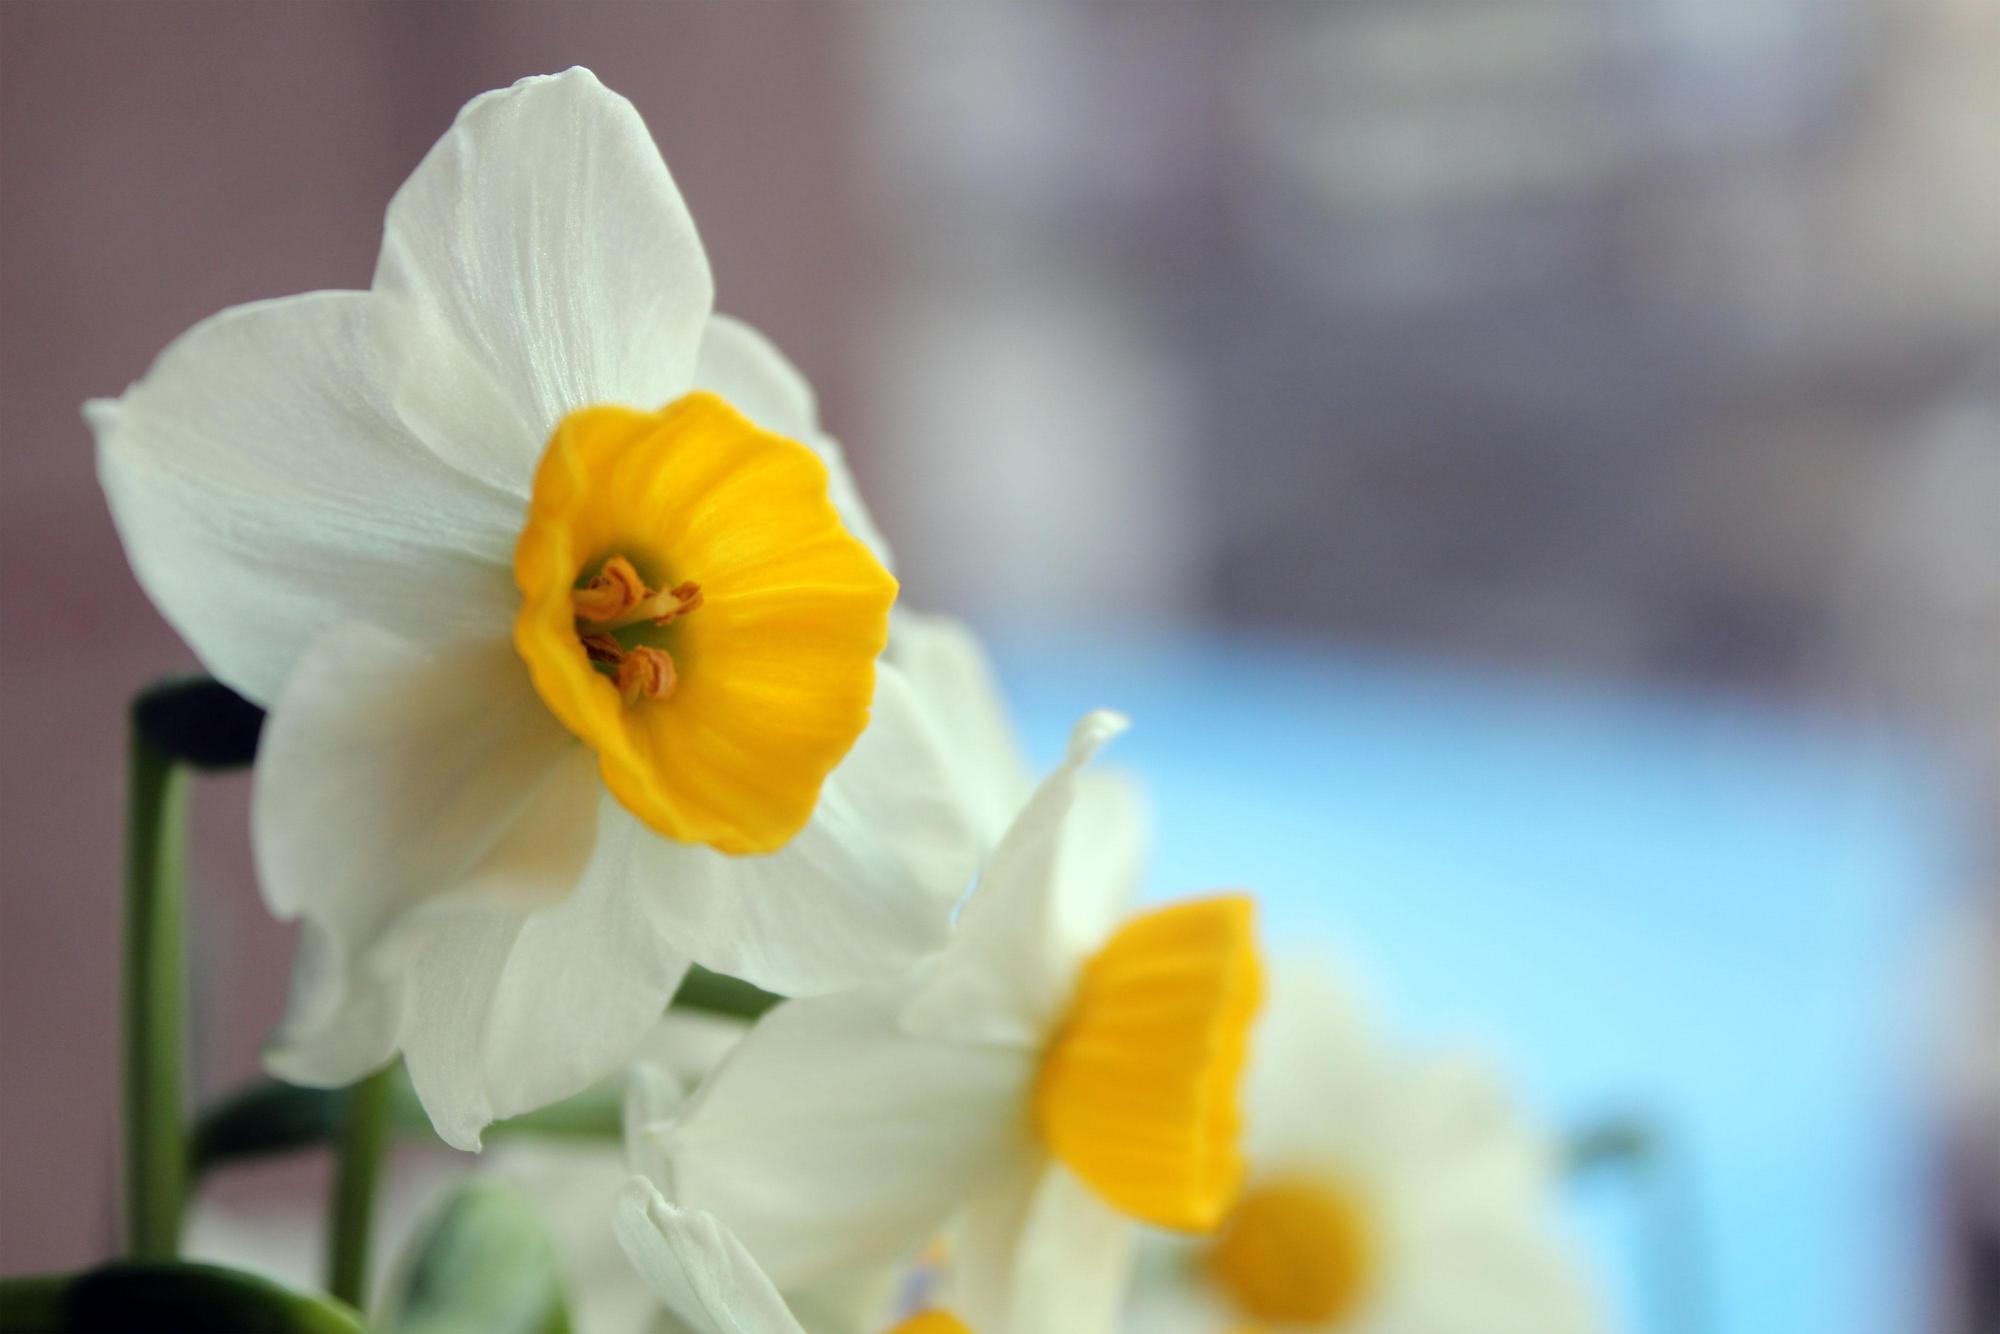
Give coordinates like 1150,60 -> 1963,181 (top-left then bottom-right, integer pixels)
122,724 -> 189,1260
325,1066 -> 394,1311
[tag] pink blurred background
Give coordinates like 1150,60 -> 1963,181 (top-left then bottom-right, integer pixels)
3,2 -> 1998,1327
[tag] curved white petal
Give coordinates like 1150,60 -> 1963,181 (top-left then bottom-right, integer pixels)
623,662 -> 982,998
374,67 -> 714,469
692,313 -> 894,570
90,291 -> 523,702
615,1182 -> 807,1334
657,981 -> 1034,1290
254,625 -> 588,1089
902,711 -> 1139,1045
885,613 -> 1034,843
948,1161 -> 1134,1334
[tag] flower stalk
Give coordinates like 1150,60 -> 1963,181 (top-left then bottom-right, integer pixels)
121,718 -> 189,1260
325,1064 -> 395,1310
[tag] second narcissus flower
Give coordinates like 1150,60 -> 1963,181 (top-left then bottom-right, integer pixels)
630,715 -> 1264,1334
88,68 -> 1008,1149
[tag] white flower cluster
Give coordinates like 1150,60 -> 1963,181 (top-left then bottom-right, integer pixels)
93,69 -> 1598,1334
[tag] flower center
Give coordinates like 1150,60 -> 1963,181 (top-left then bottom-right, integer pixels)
884,1314 -> 971,1334
512,393 -> 898,855
1032,895 -> 1262,1231
572,555 -> 705,703
1206,1178 -> 1376,1325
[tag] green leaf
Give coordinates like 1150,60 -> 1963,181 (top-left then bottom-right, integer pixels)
383,1181 -> 571,1334
670,964 -> 782,1020
192,1074 -> 624,1180
191,1081 -> 352,1176
0,1262 -> 364,1333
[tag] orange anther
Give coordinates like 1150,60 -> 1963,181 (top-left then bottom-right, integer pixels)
616,645 -> 678,704
573,555 -> 649,622
653,580 -> 705,626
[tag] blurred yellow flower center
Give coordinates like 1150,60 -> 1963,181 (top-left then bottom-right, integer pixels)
884,1313 -> 972,1334
513,393 -> 897,855
1033,895 -> 1262,1231
1206,1179 -> 1375,1326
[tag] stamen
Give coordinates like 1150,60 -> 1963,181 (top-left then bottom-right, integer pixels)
574,554 -> 705,632
616,646 -> 678,704
573,555 -> 649,622
612,578 -> 703,629
572,557 -> 703,706
652,580 -> 704,627
580,632 -> 626,666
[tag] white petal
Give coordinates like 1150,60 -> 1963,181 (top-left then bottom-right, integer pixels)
1384,1217 -> 1602,1334
1119,1231 -> 1241,1334
948,1161 -> 1135,1334
693,313 -> 894,570
622,662 -> 980,998
627,1013 -> 751,1101
657,981 -> 1035,1291
693,314 -> 820,439
264,921 -> 404,1092
1382,1054 -> 1560,1219
91,291 -> 523,703
623,1060 -> 689,1186
1245,956 -> 1387,1171
885,613 -> 1034,843
254,625 -> 588,1089
1120,1280 -> 1237,1334
374,67 -> 714,463
901,711 -> 1139,1044
614,1181 -> 807,1334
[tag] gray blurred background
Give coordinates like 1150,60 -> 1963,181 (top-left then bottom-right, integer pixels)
3,2 -> 1998,1326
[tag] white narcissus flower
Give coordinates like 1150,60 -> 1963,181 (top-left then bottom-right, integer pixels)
1125,960 -> 1602,1334
630,713 -> 1264,1334
87,67 -> 1005,1150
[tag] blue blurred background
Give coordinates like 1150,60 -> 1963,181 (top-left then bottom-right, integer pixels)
3,4 -> 1997,1330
